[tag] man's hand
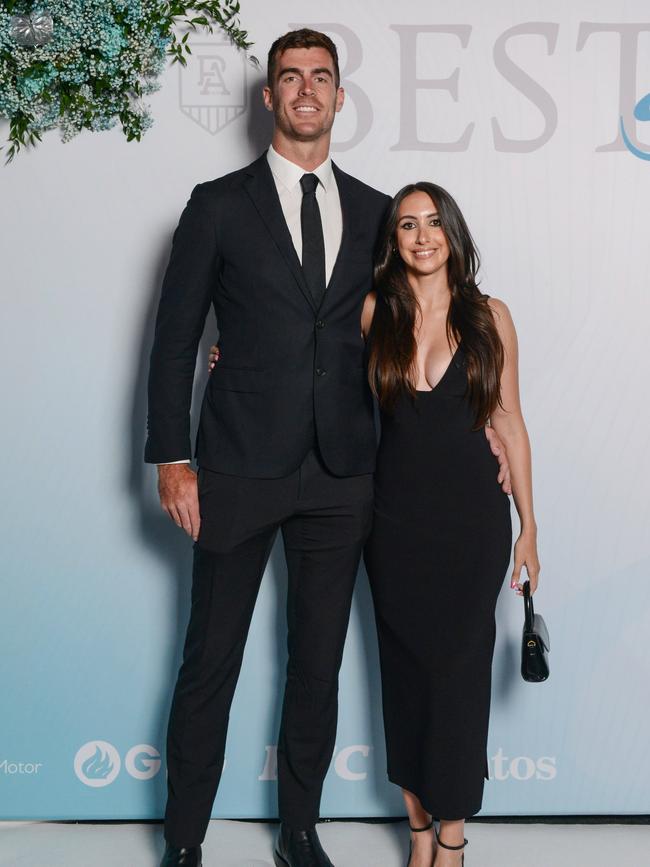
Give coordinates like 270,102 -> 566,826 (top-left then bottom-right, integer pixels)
157,464 -> 200,541
484,426 -> 512,494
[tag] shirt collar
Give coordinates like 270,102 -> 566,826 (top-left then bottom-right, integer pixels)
267,144 -> 334,192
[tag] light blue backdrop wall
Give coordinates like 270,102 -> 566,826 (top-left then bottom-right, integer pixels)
2,0 -> 650,820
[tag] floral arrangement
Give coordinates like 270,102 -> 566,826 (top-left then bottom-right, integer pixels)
0,1 -> 255,162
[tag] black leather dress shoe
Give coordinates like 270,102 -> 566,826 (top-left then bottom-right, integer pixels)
159,843 -> 202,866
273,823 -> 334,867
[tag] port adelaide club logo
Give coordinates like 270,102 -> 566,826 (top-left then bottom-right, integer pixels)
178,32 -> 248,135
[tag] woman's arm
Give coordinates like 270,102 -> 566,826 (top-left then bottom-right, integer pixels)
488,298 -> 541,594
361,291 -> 377,340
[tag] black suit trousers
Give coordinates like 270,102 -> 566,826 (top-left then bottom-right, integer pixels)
163,450 -> 374,846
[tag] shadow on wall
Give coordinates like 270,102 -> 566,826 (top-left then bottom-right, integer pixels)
126,233 -> 196,817
127,199 -> 229,805
246,73 -> 274,154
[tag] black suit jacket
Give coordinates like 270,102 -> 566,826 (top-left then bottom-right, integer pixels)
145,153 -> 390,478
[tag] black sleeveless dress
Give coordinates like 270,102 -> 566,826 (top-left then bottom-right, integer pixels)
364,344 -> 512,819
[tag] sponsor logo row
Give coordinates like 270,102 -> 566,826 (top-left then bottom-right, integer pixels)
3,743 -> 557,787
74,742 -> 161,788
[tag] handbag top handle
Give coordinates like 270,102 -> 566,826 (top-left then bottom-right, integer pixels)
523,579 -> 535,632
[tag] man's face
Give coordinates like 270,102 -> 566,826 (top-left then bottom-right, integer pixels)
263,47 -> 344,143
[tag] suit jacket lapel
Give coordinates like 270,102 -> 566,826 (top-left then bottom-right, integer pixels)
243,154 -> 317,313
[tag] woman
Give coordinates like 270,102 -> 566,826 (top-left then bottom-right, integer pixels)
362,182 -> 540,867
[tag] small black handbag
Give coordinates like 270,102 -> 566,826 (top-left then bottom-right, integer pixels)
521,580 -> 550,682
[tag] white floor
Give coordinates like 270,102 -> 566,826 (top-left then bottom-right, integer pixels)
1,819 -> 648,867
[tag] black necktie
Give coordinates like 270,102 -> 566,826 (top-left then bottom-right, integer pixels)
300,173 -> 326,308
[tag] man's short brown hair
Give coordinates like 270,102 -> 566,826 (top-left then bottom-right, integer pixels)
267,29 -> 341,89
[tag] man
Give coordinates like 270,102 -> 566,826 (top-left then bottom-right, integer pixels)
146,28 -> 508,867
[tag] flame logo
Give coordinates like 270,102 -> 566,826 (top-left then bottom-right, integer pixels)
81,745 -> 113,779
74,740 -> 121,787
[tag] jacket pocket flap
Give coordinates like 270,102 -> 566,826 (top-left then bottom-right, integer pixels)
209,366 -> 265,393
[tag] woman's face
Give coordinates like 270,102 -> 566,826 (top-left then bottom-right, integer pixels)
395,190 -> 450,279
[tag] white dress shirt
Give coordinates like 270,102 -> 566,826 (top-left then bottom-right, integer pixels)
266,144 -> 342,283
160,147 -> 342,465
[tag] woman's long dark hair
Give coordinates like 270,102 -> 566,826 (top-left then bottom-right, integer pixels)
367,182 -> 504,428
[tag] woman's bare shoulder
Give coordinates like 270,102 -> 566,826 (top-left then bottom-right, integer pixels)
486,296 -> 517,348
487,296 -> 515,327
486,295 -> 509,317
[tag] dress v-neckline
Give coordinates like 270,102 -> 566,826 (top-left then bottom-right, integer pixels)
415,343 -> 462,393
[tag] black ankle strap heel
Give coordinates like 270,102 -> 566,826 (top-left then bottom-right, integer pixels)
436,832 -> 468,865
409,820 -> 434,833
406,819 -> 434,867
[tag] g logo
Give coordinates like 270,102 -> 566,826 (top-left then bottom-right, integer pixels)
74,741 -> 121,787
125,744 -> 161,780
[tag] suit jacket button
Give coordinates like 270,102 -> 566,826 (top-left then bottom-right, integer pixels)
316,368 -> 326,377
316,320 -> 325,329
